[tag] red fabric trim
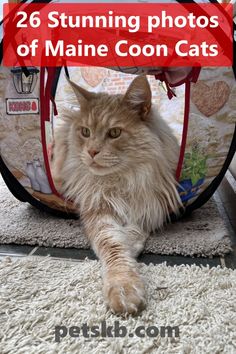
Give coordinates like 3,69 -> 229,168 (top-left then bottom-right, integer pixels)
175,80 -> 191,181
168,67 -> 201,87
40,67 -> 62,198
50,95 -> 58,116
155,72 -> 177,99
155,67 -> 201,88
191,67 -> 201,84
155,67 -> 201,181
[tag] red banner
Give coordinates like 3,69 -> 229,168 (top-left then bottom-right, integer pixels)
3,3 -> 233,67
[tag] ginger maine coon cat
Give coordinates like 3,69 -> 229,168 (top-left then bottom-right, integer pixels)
51,75 -> 182,315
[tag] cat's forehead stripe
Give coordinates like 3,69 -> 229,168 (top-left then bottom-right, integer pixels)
86,96 -> 124,128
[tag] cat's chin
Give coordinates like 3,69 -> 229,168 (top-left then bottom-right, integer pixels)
88,163 -> 116,176
89,167 -> 111,176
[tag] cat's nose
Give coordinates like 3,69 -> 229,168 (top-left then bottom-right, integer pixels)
88,149 -> 100,158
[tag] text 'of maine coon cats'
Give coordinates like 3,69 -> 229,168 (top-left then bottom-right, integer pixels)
51,75 -> 182,315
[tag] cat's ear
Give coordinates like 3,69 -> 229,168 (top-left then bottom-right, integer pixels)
123,75 -> 152,120
66,77 -> 96,104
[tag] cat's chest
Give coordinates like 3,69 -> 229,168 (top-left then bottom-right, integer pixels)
79,172 -> 160,231
101,182 -> 159,230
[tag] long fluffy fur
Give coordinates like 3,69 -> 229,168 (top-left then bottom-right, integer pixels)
51,75 -> 182,315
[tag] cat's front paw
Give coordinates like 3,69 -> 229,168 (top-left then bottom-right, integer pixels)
103,271 -> 146,315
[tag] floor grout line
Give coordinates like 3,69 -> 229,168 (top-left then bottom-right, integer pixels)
28,246 -> 39,256
220,257 -> 226,268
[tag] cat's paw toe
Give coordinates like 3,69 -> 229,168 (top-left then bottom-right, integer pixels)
104,273 -> 146,315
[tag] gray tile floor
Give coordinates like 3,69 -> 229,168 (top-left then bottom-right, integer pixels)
0,174 -> 235,268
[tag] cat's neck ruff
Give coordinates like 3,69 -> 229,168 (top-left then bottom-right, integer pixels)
62,156 -> 181,232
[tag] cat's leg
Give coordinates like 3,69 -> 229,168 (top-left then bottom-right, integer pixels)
83,214 -> 148,315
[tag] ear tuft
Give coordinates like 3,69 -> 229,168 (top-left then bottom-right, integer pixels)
66,76 -> 96,104
123,75 -> 152,120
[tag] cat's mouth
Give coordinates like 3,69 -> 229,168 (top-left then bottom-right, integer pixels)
88,160 -> 118,175
90,161 -> 104,169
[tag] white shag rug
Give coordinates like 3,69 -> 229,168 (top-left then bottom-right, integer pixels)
0,257 -> 236,354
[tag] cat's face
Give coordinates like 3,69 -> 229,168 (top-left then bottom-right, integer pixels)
68,75 -> 152,176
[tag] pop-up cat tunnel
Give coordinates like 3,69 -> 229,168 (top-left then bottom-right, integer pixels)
0,0 -> 236,219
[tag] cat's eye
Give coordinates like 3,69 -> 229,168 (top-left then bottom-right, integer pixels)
108,128 -> 122,139
81,127 -> 90,138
